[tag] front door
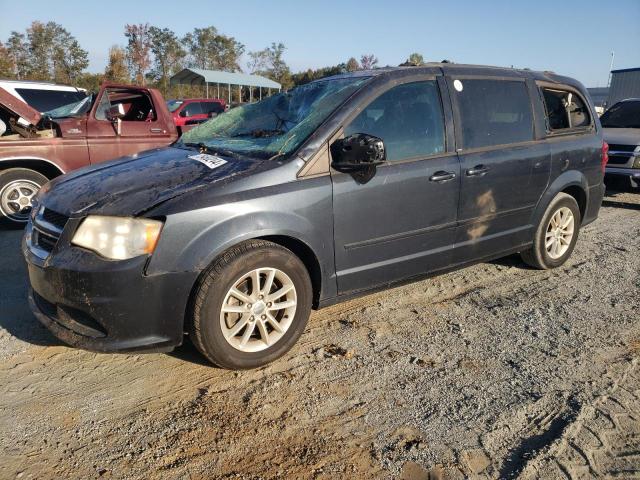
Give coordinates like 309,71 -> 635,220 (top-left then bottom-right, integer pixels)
331,79 -> 460,294
86,87 -> 174,164
447,76 -> 551,260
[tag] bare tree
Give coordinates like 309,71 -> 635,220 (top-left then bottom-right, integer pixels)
124,23 -> 152,85
360,54 -> 378,70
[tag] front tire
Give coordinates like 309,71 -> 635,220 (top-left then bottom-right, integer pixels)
189,240 -> 313,369
0,168 -> 48,225
521,193 -> 581,269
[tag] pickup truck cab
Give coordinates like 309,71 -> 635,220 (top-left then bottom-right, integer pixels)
167,98 -> 227,134
24,64 -> 606,370
0,83 -> 178,223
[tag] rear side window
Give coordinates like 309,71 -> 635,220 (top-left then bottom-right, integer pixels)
541,88 -> 591,131
345,81 -> 445,162
15,88 -> 86,112
453,79 -> 534,149
200,102 -> 224,114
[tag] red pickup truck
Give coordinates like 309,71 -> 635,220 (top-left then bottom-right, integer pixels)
0,83 -> 178,224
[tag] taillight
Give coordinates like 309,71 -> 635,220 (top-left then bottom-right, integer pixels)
601,141 -> 609,173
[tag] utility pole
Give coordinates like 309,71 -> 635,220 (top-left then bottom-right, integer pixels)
606,51 -> 615,88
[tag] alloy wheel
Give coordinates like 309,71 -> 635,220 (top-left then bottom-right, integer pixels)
0,180 -> 40,223
545,206 -> 575,259
219,267 -> 297,353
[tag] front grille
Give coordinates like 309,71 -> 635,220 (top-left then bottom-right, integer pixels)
31,207 -> 68,256
33,229 -> 58,252
41,208 -> 69,230
608,144 -> 638,153
608,155 -> 632,165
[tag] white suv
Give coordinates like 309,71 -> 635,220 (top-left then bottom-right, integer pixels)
0,80 -> 87,113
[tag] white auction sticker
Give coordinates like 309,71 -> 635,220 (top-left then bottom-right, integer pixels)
453,79 -> 463,92
188,154 -> 227,170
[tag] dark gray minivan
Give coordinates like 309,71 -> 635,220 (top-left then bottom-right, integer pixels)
23,64 -> 607,369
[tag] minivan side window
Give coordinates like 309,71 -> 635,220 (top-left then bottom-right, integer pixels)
453,79 -> 534,149
344,81 -> 445,162
541,88 -> 591,131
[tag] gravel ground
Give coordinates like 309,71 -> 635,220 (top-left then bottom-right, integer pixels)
1,189 -> 638,480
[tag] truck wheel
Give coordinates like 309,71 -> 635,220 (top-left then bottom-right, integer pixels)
521,193 -> 581,269
189,240 -> 313,370
0,168 -> 48,224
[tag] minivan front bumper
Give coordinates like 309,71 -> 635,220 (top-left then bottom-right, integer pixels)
22,221 -> 197,353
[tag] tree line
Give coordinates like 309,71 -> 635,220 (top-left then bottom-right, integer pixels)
0,21 -> 427,100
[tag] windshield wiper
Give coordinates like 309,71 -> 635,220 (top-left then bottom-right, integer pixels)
181,142 -> 210,152
231,129 -> 286,138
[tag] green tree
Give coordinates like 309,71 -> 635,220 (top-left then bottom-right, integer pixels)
75,72 -> 104,92
406,52 -> 425,66
26,21 -> 55,80
104,45 -> 130,83
124,23 -> 152,85
182,26 -> 244,72
247,43 -> 292,89
360,54 -> 378,70
346,57 -> 360,72
5,32 -> 29,79
0,42 -> 15,78
148,26 -> 185,95
50,26 -> 89,84
5,22 -> 88,83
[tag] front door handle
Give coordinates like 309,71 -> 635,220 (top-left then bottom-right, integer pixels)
150,128 -> 163,133
429,171 -> 457,182
466,165 -> 490,176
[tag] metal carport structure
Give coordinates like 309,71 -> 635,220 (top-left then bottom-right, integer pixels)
170,68 -> 281,103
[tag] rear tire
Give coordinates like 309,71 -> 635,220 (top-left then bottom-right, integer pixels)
189,240 -> 313,370
0,168 -> 48,225
521,193 -> 581,269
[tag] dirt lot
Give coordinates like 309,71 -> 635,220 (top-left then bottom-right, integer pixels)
1,189 -> 639,480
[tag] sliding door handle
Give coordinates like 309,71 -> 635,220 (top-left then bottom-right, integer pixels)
429,171 -> 457,182
466,165 -> 490,176
150,128 -> 163,133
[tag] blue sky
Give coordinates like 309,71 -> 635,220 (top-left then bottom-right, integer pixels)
1,0 -> 638,87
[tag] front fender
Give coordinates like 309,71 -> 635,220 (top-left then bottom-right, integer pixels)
146,176 -> 337,301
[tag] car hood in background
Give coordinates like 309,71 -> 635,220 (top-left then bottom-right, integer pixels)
40,147 -> 265,217
602,128 -> 640,147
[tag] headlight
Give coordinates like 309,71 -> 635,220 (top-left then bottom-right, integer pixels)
72,216 -> 163,260
633,156 -> 640,169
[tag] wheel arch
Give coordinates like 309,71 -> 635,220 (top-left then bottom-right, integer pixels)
0,157 -> 65,180
533,170 -> 589,227
257,234 -> 323,308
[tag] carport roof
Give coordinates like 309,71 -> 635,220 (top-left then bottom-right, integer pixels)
170,68 -> 281,89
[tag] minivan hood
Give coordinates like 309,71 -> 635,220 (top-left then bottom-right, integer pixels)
0,86 -> 42,126
40,147 -> 264,216
603,128 -> 640,147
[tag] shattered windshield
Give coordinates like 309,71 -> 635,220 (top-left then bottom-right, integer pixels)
44,95 -> 94,119
600,101 -> 640,128
177,77 -> 369,159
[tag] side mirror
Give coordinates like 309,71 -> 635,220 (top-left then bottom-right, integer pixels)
207,111 -> 218,119
107,104 -> 125,136
330,133 -> 386,172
